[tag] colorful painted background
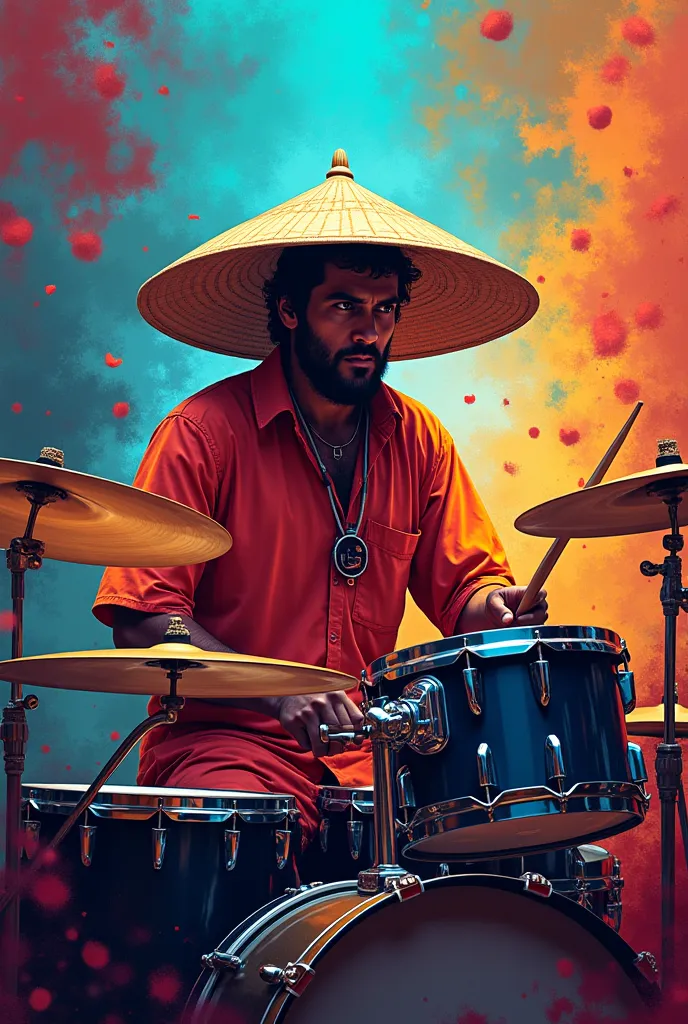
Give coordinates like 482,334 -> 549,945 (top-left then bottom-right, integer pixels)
1,0 -> 687,992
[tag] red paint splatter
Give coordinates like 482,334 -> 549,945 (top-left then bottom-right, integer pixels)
105,352 -> 123,367
537,274 -> 545,283
148,966 -> 182,1004
503,461 -> 519,475
94,63 -> 125,100
70,230 -> 103,262
65,765 -> 72,771
546,996 -> 574,1023
647,194 -> 681,220
502,398 -> 510,406
601,291 -> 609,297
592,311 -> 628,357
82,940 -> 110,970
30,874 -> 70,911
28,988 -> 52,1012
104,40 -> 115,49
570,228 -> 591,252
44,284 -> 56,295
110,962 -> 134,987
600,55 -> 631,84
528,426 -> 540,438
623,167 -> 635,178
11,402 -> 22,413
634,301 -> 663,329
456,1012 -> 489,1024
40,744 -> 51,753
578,478 -> 585,487
188,213 -> 200,220
587,105 -> 613,130
45,409 -> 51,415
158,85 -> 170,95
557,957 -> 574,978
559,428 -> 581,447
112,401 -> 130,418
128,925 -> 152,945
479,10 -> 513,42
614,379 -> 640,404
142,245 -> 149,251
0,610 -> 15,630
65,927 -> 78,941
1,214 -> 33,247
621,16 -> 655,48
110,731 -> 121,741
464,394 -> 476,404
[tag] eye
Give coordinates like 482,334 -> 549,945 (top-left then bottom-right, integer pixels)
378,304 -> 396,314
334,301 -> 354,310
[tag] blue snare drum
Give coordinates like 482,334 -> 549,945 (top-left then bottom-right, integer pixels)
367,626 -> 650,861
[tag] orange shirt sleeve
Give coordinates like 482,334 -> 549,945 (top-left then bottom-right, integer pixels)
92,413 -> 222,627
408,429 -> 515,637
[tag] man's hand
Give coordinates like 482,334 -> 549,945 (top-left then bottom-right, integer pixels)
457,585 -> 548,633
277,691 -> 364,757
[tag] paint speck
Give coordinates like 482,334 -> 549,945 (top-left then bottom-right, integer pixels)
11,402 -> 22,414
45,409 -> 51,415
592,310 -> 628,358
623,166 -> 634,177
65,927 -> 79,941
1,215 -> 33,247
464,394 -> 476,404
503,461 -> 519,475
158,85 -> 170,95
570,228 -> 591,252
559,428 -> 581,447
601,291 -> 609,297
546,996 -> 575,1023
94,63 -> 125,100
113,402 -> 130,418
455,1012 -> 489,1024
65,765 -> 72,771
104,40 -> 115,49
31,874 -> 70,911
537,274 -> 545,283
40,744 -> 51,754
557,957 -> 574,978
600,55 -> 631,84
621,15 -> 655,48
528,427 -> 540,438
110,963 -> 134,987
188,214 -> 200,220
70,231 -> 103,262
110,731 -> 121,741
28,988 -> 52,1012
502,398 -> 510,406
647,195 -> 681,220
148,966 -> 182,1004
587,105 -> 613,130
82,940 -> 110,970
480,10 -> 513,41
578,478 -> 585,487
0,610 -> 15,630
105,352 -> 123,367
634,302 -> 663,330
33,301 -> 40,307
45,284 -> 56,295
15,95 -> 24,102
142,245 -> 149,251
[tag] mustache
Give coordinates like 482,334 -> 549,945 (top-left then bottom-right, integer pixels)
334,343 -> 388,368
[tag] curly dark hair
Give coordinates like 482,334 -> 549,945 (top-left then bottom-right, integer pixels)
262,243 -> 422,347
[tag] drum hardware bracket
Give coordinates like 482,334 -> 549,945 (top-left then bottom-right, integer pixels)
460,647 -> 483,715
520,872 -> 553,898
529,638 -> 551,706
617,640 -> 636,714
201,950 -> 245,973
633,951 -> 658,982
384,872 -> 424,901
545,734 -> 567,797
259,960 -> 315,996
399,677 -> 449,753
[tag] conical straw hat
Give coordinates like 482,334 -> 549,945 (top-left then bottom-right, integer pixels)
137,149 -> 539,361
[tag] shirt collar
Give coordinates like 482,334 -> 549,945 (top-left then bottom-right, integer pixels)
250,345 -> 399,431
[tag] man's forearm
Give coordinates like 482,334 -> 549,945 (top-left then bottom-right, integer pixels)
111,609 -> 282,718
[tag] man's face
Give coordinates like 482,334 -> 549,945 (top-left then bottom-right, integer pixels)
283,262 -> 398,405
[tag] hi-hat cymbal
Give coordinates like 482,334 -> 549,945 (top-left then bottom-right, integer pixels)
0,456 -> 231,565
515,463 -> 688,538
626,703 -> 688,738
0,644 -> 357,697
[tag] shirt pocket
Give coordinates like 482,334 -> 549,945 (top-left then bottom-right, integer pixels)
351,519 -> 421,633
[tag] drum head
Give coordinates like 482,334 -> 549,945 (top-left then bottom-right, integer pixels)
283,879 -> 654,1024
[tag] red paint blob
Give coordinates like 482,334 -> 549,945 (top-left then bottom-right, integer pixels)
480,10 -> 514,41
578,478 -> 585,487
0,610 -> 15,630
570,228 -> 591,252
464,394 -> 476,404
105,352 -> 123,367
528,427 -> 540,438
503,461 -> 519,475
112,401 -> 130,419
11,402 -> 22,413
70,230 -> 103,262
40,744 -> 51,753
634,301 -> 663,329
148,966 -> 182,1004
65,927 -> 79,941
647,194 -> 681,220
502,398 -> 510,406
592,310 -> 628,357
110,731 -> 121,741
623,166 -> 634,177
188,214 -> 200,220
45,409 -> 51,415
94,63 -> 125,100
28,988 -> 52,1012
142,245 -> 149,251
45,284 -> 56,295
546,996 -> 575,1023
82,940 -> 110,970
621,16 -> 655,48
65,765 -> 72,771
158,85 -> 170,95
557,957 -> 575,978
559,428 -> 581,447
587,105 -> 613,130
537,274 -> 545,283
1,215 -> 33,247
31,874 -> 70,911
110,962 -> 134,987
600,54 -> 631,84
104,40 -> 115,49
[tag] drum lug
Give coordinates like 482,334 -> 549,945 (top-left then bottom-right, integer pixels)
529,652 -> 551,706
400,676 -> 450,753
438,863 -> 450,876
520,872 -> 553,898
634,951 -> 658,981
396,766 -> 416,823
462,664 -> 483,716
545,734 -> 567,792
347,819 -> 364,860
627,742 -> 649,785
224,828 -> 240,871
201,950 -> 245,972
259,961 -> 315,996
476,743 -> 497,795
79,824 -> 97,867
384,873 -> 424,901
319,817 -> 329,852
152,827 -> 167,870
22,819 -> 41,860
275,828 -> 291,870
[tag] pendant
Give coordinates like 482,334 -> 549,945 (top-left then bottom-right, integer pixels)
333,447 -> 343,460
333,532 -> 368,578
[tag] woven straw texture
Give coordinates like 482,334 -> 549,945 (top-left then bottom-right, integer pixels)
137,151 -> 539,361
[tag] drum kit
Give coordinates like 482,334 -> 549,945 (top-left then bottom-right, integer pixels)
1,424 -> 688,1023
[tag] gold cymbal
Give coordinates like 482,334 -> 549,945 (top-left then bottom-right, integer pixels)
0,456 -> 231,565
515,463 -> 688,538
625,703 -> 688,738
0,643 -> 357,697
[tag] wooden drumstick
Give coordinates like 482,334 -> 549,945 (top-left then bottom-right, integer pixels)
515,401 -> 644,617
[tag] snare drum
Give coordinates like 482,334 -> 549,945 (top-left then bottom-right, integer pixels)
20,783 -> 299,1023
367,626 -> 649,860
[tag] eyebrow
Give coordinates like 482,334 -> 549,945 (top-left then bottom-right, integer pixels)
323,290 -> 400,305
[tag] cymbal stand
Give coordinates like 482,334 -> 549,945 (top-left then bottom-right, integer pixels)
639,478 -> 688,996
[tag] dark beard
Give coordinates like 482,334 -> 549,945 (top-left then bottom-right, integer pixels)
292,320 -> 391,405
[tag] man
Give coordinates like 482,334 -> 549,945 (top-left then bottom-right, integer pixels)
93,150 -> 547,845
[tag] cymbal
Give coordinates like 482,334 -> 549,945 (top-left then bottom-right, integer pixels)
625,703 -> 688,738
0,456 -> 231,565
0,644 -> 357,697
515,463 -> 688,538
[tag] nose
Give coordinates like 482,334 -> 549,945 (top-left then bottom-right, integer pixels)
352,310 -> 380,345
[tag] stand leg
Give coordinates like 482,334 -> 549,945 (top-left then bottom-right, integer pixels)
679,781 -> 688,876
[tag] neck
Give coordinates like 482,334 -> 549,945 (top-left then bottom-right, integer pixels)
285,346 -> 360,439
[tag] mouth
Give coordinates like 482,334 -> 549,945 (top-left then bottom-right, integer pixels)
342,356 -> 375,367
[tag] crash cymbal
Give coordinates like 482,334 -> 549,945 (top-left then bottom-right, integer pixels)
0,453 -> 231,565
515,463 -> 688,539
625,703 -> 688,738
0,644 -> 357,697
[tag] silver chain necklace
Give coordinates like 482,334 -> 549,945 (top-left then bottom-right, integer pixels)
307,409 -> 362,460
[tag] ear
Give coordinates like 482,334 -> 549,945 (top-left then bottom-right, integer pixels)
277,296 -> 298,330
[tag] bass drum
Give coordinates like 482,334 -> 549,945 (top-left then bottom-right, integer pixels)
184,875 -> 659,1024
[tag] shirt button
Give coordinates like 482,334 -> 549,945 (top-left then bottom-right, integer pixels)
347,578 -> 355,586
329,632 -> 338,643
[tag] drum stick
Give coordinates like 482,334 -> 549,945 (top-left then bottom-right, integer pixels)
515,401 -> 643,617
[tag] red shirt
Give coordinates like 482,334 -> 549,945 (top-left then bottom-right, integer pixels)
93,346 -> 514,784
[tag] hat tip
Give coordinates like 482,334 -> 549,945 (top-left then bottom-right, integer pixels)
326,148 -> 354,180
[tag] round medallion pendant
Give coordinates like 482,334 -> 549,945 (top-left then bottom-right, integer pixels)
333,533 -> 369,579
